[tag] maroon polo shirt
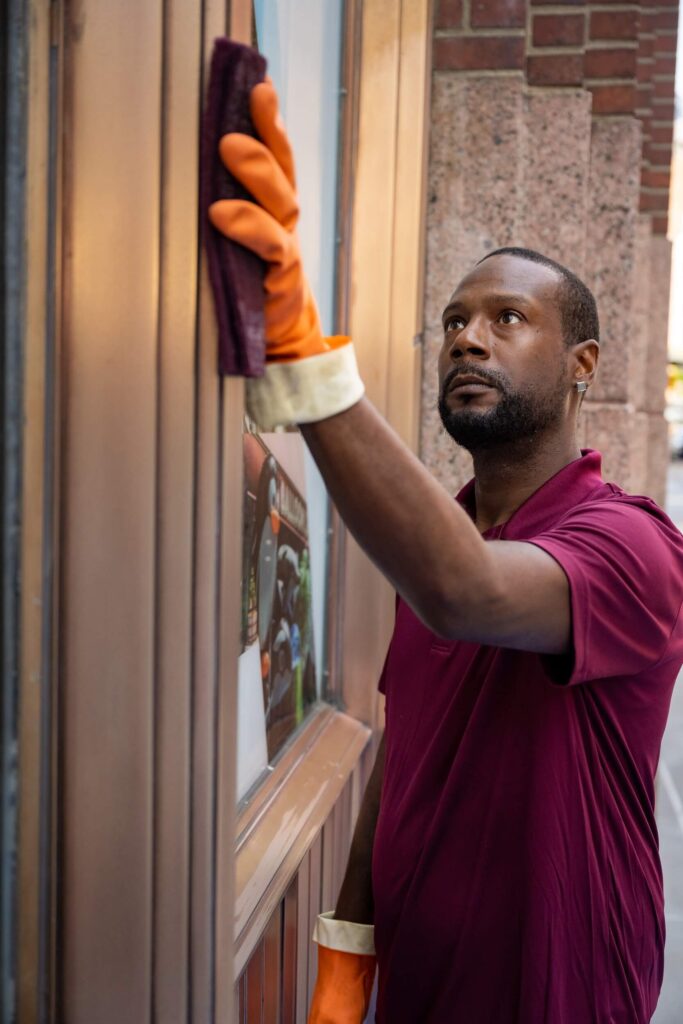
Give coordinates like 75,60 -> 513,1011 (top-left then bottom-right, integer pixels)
372,450 -> 683,1023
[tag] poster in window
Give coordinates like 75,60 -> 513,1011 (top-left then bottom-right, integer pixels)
237,430 -> 317,799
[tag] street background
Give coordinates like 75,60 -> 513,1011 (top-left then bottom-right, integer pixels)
653,461 -> 683,1022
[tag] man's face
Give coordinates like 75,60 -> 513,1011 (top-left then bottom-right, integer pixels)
437,254 -> 571,453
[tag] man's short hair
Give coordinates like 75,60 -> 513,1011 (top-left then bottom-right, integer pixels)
479,247 -> 600,347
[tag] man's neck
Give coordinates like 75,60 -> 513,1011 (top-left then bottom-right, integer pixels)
471,432 -> 582,533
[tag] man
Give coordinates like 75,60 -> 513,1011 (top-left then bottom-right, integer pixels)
209,80 -> 683,1022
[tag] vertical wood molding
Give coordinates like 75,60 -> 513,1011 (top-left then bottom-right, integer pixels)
59,0 -> 164,1017
18,2 -> 51,1020
386,0 -> 433,450
343,0 -> 433,730
213,364 -> 243,1024
295,851 -> 310,1023
188,1 -> 230,1019
152,0 -> 203,1020
212,2 -> 250,1017
348,0 -> 401,414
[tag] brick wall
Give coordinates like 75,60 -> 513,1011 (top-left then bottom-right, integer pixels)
422,0 -> 679,503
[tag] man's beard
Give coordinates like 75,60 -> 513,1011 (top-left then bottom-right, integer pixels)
438,364 -> 566,453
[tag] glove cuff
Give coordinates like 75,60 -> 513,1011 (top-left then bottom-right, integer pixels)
246,341 -> 364,429
313,911 -> 376,956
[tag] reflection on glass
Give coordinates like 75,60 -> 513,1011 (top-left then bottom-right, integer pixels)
241,432 -> 317,760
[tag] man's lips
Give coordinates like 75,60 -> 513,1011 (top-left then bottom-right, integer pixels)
447,374 -> 498,396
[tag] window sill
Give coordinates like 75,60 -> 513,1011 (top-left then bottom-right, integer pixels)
233,705 -> 370,974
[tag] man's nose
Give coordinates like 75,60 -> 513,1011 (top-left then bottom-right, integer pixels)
448,318 -> 491,360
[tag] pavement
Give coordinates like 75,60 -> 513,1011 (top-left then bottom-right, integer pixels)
653,460 -> 683,1023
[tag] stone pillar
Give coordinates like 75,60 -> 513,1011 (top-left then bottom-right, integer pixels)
422,0 -> 679,501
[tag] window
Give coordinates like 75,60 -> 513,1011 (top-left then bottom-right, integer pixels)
236,0 -> 344,802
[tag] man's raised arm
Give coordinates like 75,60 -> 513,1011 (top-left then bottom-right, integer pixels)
208,79 -> 573,658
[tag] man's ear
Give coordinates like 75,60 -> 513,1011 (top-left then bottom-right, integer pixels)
572,339 -> 599,388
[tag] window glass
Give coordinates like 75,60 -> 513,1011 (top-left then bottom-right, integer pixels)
236,0 -> 343,803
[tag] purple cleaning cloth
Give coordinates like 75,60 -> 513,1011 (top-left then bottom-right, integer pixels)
202,38 -> 268,377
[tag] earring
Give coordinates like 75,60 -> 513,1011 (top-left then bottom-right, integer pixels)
575,381 -> 588,393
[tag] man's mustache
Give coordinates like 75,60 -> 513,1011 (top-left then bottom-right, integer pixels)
441,364 -> 511,395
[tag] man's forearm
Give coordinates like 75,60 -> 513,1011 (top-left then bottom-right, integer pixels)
301,398 -> 571,655
334,734 -> 386,924
301,399 -> 496,637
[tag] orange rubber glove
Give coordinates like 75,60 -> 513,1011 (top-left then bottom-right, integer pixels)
208,79 -> 364,428
308,912 -> 377,1024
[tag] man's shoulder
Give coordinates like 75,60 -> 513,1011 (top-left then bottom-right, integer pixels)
545,482 -> 683,556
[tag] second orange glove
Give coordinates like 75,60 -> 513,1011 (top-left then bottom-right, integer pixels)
308,911 -> 377,1024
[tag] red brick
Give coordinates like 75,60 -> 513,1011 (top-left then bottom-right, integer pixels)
435,0 -> 464,30
638,36 -> 655,58
531,0 -> 584,5
642,168 -> 671,188
654,53 -> 677,76
654,33 -> 678,53
651,99 -> 675,120
433,35 -> 525,71
642,0 -> 677,7
527,53 -> 584,85
650,124 -> 674,144
639,189 -> 669,212
652,215 -> 670,235
471,0 -> 525,29
589,10 -> 639,42
644,141 -> 672,163
584,47 -> 637,78
589,83 -> 636,114
655,10 -> 679,30
639,11 -> 657,33
653,77 -> 676,100
635,83 -> 653,110
532,13 -> 585,47
637,59 -> 655,83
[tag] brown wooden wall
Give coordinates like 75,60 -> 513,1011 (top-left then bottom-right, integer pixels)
236,776 -> 355,1023
15,1 -> 432,1021
57,0 -> 243,1019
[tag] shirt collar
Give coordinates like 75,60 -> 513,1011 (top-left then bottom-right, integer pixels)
456,449 -> 606,539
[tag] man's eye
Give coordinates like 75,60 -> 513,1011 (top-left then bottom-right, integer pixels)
499,310 -> 522,325
445,316 -> 465,331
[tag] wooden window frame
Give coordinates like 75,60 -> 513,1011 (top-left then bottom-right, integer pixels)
221,0 -> 434,996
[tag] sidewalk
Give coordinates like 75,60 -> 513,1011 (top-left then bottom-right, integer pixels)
653,673 -> 683,1022
652,462 -> 683,1022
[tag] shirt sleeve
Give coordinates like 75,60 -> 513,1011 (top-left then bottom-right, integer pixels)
529,499 -> 683,685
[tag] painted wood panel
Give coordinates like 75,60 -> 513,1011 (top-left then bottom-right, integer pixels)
343,0 -> 433,731
282,878 -> 298,1024
59,0 -> 163,1019
18,1 -> 54,1020
295,849 -> 310,1024
189,2 -> 231,1019
262,908 -> 281,1023
17,0 -> 432,1019
153,0 -> 203,1018
236,780 -> 362,1024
